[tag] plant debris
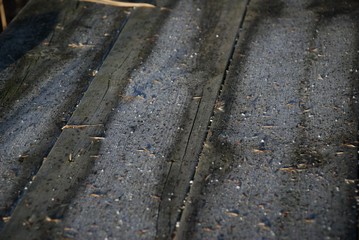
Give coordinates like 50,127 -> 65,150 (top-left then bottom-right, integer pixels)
80,0 -> 155,8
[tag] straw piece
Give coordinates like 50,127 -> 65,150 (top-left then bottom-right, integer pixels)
80,0 -> 155,8
0,0 -> 7,30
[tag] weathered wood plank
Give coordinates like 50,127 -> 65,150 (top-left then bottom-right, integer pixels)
3,0 -> 355,239
155,1 -> 249,238
0,0 -> 130,230
181,0 -> 359,239
0,1 -> 176,238
52,0 -> 249,239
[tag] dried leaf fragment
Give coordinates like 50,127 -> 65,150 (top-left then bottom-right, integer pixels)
304,218 -> 315,223
308,48 -> 318,53
137,229 -> 149,236
279,167 -> 297,173
262,125 -> 276,129
344,179 -> 356,184
90,136 -> 105,140
2,216 -> 11,223
253,149 -> 270,153
225,211 -> 240,217
64,227 -> 77,232
62,124 -> 103,130
341,143 -> 356,148
90,193 -> 102,198
68,153 -> 73,162
68,43 -> 94,48
335,151 -> 345,156
296,163 -> 307,169
151,195 -> 161,201
214,100 -> 225,112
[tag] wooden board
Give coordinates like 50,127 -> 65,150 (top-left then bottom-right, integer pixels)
1,0 -> 358,239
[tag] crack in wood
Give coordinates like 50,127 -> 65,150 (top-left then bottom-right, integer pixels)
155,1 -> 250,239
172,1 -> 251,239
156,95 -> 202,237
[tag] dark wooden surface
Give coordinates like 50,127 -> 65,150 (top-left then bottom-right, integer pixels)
0,0 -> 358,239
0,0 -> 129,233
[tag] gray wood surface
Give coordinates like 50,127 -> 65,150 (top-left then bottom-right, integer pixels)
0,0 -> 129,235
0,0 -> 358,239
